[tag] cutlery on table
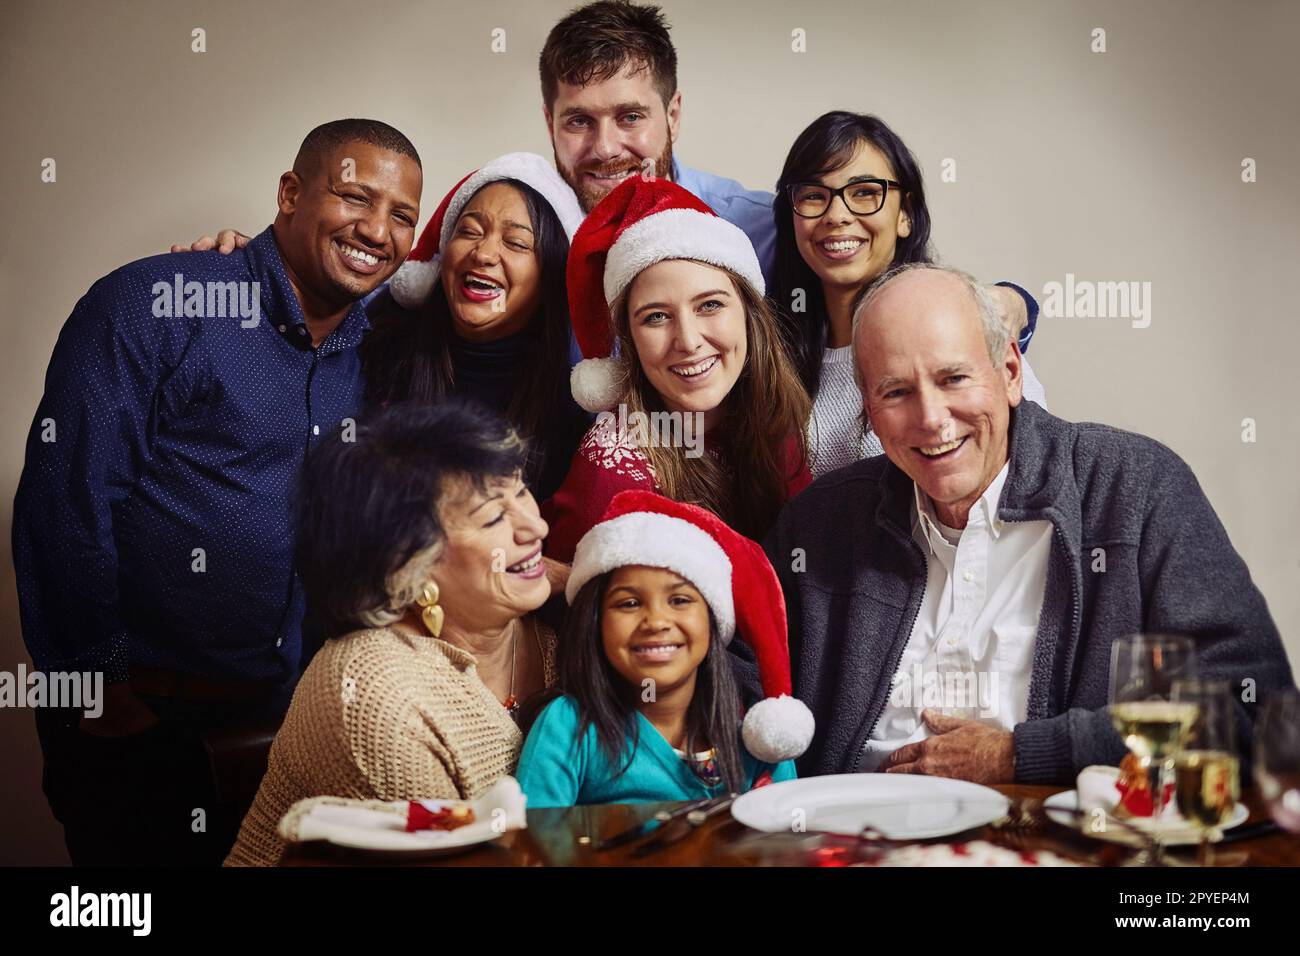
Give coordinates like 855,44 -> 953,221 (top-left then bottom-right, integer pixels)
593,795 -> 716,851
631,793 -> 739,858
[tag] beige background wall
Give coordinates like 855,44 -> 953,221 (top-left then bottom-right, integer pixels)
1,0 -> 1296,863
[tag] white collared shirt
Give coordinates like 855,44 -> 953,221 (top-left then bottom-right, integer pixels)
858,462 -> 1054,771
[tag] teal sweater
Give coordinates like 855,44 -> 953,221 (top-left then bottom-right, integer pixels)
517,695 -> 797,808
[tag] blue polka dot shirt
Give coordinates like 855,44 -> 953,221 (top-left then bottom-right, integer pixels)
13,227 -> 368,685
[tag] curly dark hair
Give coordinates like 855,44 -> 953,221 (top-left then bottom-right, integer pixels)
295,399 -> 527,640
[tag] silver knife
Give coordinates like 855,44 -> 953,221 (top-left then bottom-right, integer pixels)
593,796 -> 716,851
631,793 -> 739,858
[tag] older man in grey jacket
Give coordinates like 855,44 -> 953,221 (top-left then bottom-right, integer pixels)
738,263 -> 1293,784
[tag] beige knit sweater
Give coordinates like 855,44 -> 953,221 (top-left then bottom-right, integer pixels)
224,621 -> 556,867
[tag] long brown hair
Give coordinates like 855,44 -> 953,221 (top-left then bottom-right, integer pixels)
613,266 -> 811,541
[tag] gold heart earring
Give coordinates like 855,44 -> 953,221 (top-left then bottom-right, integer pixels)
416,581 -> 444,637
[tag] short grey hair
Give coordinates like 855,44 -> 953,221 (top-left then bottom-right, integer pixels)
849,262 -> 1010,428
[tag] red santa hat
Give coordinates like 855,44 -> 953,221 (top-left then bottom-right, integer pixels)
389,152 -> 585,309
565,490 -> 814,765
566,176 -> 766,413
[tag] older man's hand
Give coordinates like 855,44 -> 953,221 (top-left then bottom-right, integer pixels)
542,556 -> 570,599
884,710 -> 1016,784
988,284 -> 1029,338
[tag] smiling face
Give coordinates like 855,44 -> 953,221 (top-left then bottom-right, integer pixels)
275,141 -> 422,306
792,139 -> 911,293
545,64 -> 680,212
857,270 -> 1023,529
624,259 -> 747,428
439,182 -> 543,342
600,565 -> 711,697
425,472 -> 551,633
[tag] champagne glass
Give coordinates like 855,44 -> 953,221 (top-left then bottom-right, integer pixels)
1108,634 -> 1198,863
1171,679 -> 1239,866
1255,687 -> 1300,833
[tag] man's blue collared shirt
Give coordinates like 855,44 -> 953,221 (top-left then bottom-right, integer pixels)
674,158 -> 780,288
13,228 -> 369,684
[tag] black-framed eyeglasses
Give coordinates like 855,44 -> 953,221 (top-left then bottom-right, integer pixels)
787,179 -> 902,218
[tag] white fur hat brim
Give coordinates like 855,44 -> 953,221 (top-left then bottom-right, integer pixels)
389,152 -> 584,309
440,152 -> 586,250
604,207 -> 765,305
566,511 -> 735,641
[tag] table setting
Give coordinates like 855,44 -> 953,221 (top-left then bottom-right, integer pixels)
281,635 -> 1300,868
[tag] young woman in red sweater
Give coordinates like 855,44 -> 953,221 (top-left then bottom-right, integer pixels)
543,177 -> 811,563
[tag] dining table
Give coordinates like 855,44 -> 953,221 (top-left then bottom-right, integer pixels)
281,783 -> 1300,867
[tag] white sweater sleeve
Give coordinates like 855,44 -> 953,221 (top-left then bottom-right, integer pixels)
1021,354 -> 1048,410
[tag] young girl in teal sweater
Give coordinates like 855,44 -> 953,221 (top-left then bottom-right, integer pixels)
516,491 -> 815,808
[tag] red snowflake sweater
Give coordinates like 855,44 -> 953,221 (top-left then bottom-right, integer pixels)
541,415 -> 812,563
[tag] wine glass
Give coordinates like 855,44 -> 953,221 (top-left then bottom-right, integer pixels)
1255,687 -> 1300,833
1108,634 -> 1198,863
1171,679 -> 1239,866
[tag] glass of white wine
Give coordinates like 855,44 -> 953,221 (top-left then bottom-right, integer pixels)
1108,634 -> 1198,863
1171,679 -> 1239,866
1255,687 -> 1300,834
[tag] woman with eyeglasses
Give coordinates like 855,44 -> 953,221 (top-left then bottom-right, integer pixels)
772,111 -> 1048,477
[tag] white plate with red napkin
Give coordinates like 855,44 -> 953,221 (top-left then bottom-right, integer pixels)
1044,766 -> 1248,846
277,776 -> 527,856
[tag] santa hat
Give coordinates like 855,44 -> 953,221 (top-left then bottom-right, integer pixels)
389,152 -> 585,309
566,490 -> 814,765
566,176 -> 766,413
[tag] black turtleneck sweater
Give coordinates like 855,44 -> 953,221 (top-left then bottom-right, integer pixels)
362,289 -> 589,501
448,326 -> 588,501
448,325 -> 538,415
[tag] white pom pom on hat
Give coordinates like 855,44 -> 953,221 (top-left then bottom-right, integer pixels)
569,357 -> 625,415
742,695 -> 817,765
389,255 -> 443,310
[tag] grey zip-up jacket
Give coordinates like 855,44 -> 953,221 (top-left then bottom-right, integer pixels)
735,400 -> 1293,784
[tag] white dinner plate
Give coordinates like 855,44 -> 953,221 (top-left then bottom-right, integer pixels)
731,774 -> 1011,840
280,800 -> 515,859
309,807 -> 506,856
277,777 -> 527,859
1043,790 -> 1250,847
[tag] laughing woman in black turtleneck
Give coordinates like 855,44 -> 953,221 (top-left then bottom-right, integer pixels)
362,153 -> 590,501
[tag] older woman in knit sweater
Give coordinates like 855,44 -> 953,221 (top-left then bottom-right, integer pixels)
225,400 -> 557,866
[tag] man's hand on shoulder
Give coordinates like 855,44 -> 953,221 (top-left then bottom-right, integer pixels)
988,284 -> 1029,337
170,229 -> 250,254
542,556 -> 570,599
